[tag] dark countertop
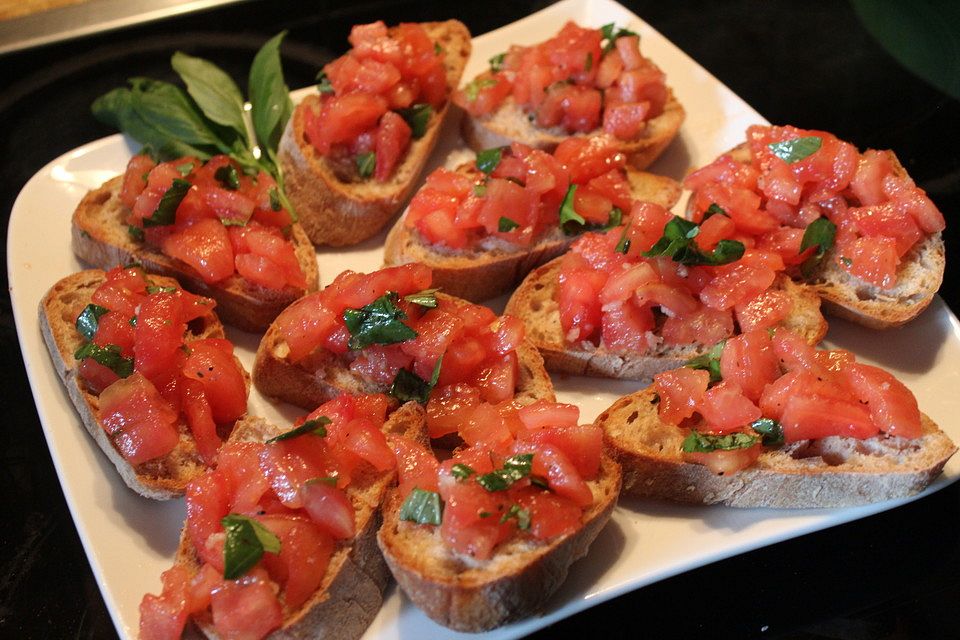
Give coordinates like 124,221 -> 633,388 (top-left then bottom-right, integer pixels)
1,1 -> 958,638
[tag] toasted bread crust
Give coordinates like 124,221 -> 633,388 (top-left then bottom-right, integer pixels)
180,402 -> 429,639
461,88 -> 685,171
278,20 -> 472,247
39,269 -> 245,499
504,256 -> 827,381
377,455 -> 621,631
71,176 -> 319,332
383,168 -> 683,302
599,387 -> 956,508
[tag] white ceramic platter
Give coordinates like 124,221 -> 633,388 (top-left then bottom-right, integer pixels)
9,0 -> 960,638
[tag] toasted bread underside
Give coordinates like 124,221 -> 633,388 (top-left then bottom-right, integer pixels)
504,256 -> 827,381
383,169 -> 683,302
253,292 -> 555,410
71,176 -> 319,332
599,387 -> 956,508
39,269 -> 235,499
181,402 -> 429,640
377,455 -> 621,631
278,20 -> 472,247
461,88 -> 685,171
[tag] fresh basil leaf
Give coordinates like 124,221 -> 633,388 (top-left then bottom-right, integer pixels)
684,339 -> 726,383
477,453 -> 534,492
476,147 -> 504,174
146,285 -> 177,294
221,514 -> 281,580
489,52 -> 506,72
473,183 -> 487,197
76,304 -> 109,341
463,77 -> 497,101
500,504 -> 531,530
142,179 -> 191,227
315,70 -> 335,94
127,224 -> 145,242
559,185 -> 586,233
750,417 -> 784,447
249,31 -> 293,156
451,463 -> 475,481
642,216 -> 745,266
614,228 -> 631,254
265,416 -> 331,444
343,293 -> 416,350
171,51 -> 248,141
356,151 -> 376,179
389,356 -> 442,405
403,288 -> 439,309
73,343 -> 134,378
130,78 -> 225,148
176,162 -> 194,176
799,217 -> 837,278
703,203 -> 727,220
215,164 -> 240,190
397,103 -> 433,139
605,206 -> 623,230
682,430 -> 758,453
768,136 -> 823,164
399,488 -> 443,525
601,23 -> 639,53
499,216 -> 520,232
268,186 -> 282,212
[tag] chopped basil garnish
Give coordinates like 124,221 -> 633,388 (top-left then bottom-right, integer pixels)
642,216 -> 745,266
750,417 -> 784,447
221,514 -> 281,580
176,161 -> 194,176
389,355 -> 442,405
142,178 -> 191,227
399,488 -> 443,525
264,416 -> 330,443
473,183 -> 487,197
615,230 -> 631,254
684,340 -> 726,383
403,288 -> 439,309
356,151 -> 376,179
703,203 -> 727,220
316,70 -> 334,94
840,256 -> 852,266
768,136 -> 822,164
489,52 -> 506,72
451,463 -> 476,481
500,504 -> 531,529
600,22 -> 639,53
343,292 -> 417,350
306,476 -> 338,487
214,164 -> 240,190
268,186 -> 282,212
681,430 -> 758,453
559,184 -> 586,233
606,206 -> 623,229
76,304 -> 109,340
127,225 -> 145,241
799,217 -> 837,278
476,146 -> 504,174
146,285 -> 177,294
397,103 -> 433,139
128,316 -> 137,327
463,77 -> 497,101
476,453 -> 533,492
499,216 -> 520,232
73,343 -> 134,378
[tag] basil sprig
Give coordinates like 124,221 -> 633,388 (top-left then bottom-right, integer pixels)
476,146 -> 504,174
681,430 -> 758,453
343,293 -> 417,351
768,136 -> 822,164
142,179 -> 191,228
684,340 -> 726,383
74,343 -> 134,378
476,453 -> 534,492
642,215 -> 745,266
265,416 -> 331,444
221,514 -> 281,580
76,304 -> 109,340
397,103 -> 433,139
399,488 -> 443,525
798,217 -> 837,278
750,417 -> 784,447
390,355 -> 442,405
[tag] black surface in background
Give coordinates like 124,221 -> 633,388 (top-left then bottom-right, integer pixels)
0,1 -> 958,638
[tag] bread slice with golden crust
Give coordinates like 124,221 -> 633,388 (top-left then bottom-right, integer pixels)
598,387 -> 956,508
383,168 -> 683,302
71,176 -> 319,332
39,269 -> 248,500
278,20 -> 472,247
178,402 -> 429,640
377,455 -> 621,631
504,256 -> 827,381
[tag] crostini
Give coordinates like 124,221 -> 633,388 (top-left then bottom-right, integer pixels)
685,124 -> 946,329
384,136 -> 682,301
72,154 -> 319,332
598,328 -> 956,507
40,267 -> 249,499
455,21 -> 684,170
279,20 -> 472,246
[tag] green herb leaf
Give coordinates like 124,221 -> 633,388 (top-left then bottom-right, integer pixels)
356,151 -> 376,178
840,256 -> 852,266
306,476 -> 338,487
600,23 -> 640,53
605,206 -> 623,230
399,488 -> 443,525
768,136 -> 823,164
473,183 -> 487,197
476,147 -> 504,174
798,217 -> 837,278
684,340 -> 726,383
389,355 -> 442,405
500,504 -> 531,529
682,430 -> 758,453
73,343 -> 134,378
614,230 -> 631,254
403,288 -> 439,309
703,203 -> 727,220
143,178 -> 191,227
343,293 -> 416,350
171,51 -> 248,141
476,453 -> 534,492
316,70 -> 335,94
559,184 -> 586,233
750,417 -> 784,447
130,78 -> 225,148
221,514 -> 281,580
451,463 -> 475,481
489,52 -> 506,72
268,186 -> 282,212
642,216 -> 745,266
249,31 -> 294,158
76,304 -> 110,340
215,164 -> 240,190
499,216 -> 520,232
463,77 -> 497,101
265,416 -> 331,444
146,285 -> 177,294
176,161 -> 194,176
127,224 -> 145,242
397,103 -> 433,139
434,42 -> 443,55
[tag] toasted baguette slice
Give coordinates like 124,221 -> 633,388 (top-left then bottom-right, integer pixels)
461,88 -> 685,171
383,168 -> 682,302
179,402 -> 429,640
71,176 -> 319,332
253,292 -> 555,411
598,387 -> 956,508
377,455 -> 621,631
504,256 -> 827,380
278,20 -> 472,247
39,269 -> 247,499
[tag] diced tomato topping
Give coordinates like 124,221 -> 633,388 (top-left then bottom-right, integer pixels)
209,571 -> 283,640
698,381 -> 762,432
780,395 -> 878,441
841,363 -> 922,438
98,373 -> 180,465
719,330 -> 780,402
258,516 -> 334,610
139,566 -> 190,640
683,443 -> 762,475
